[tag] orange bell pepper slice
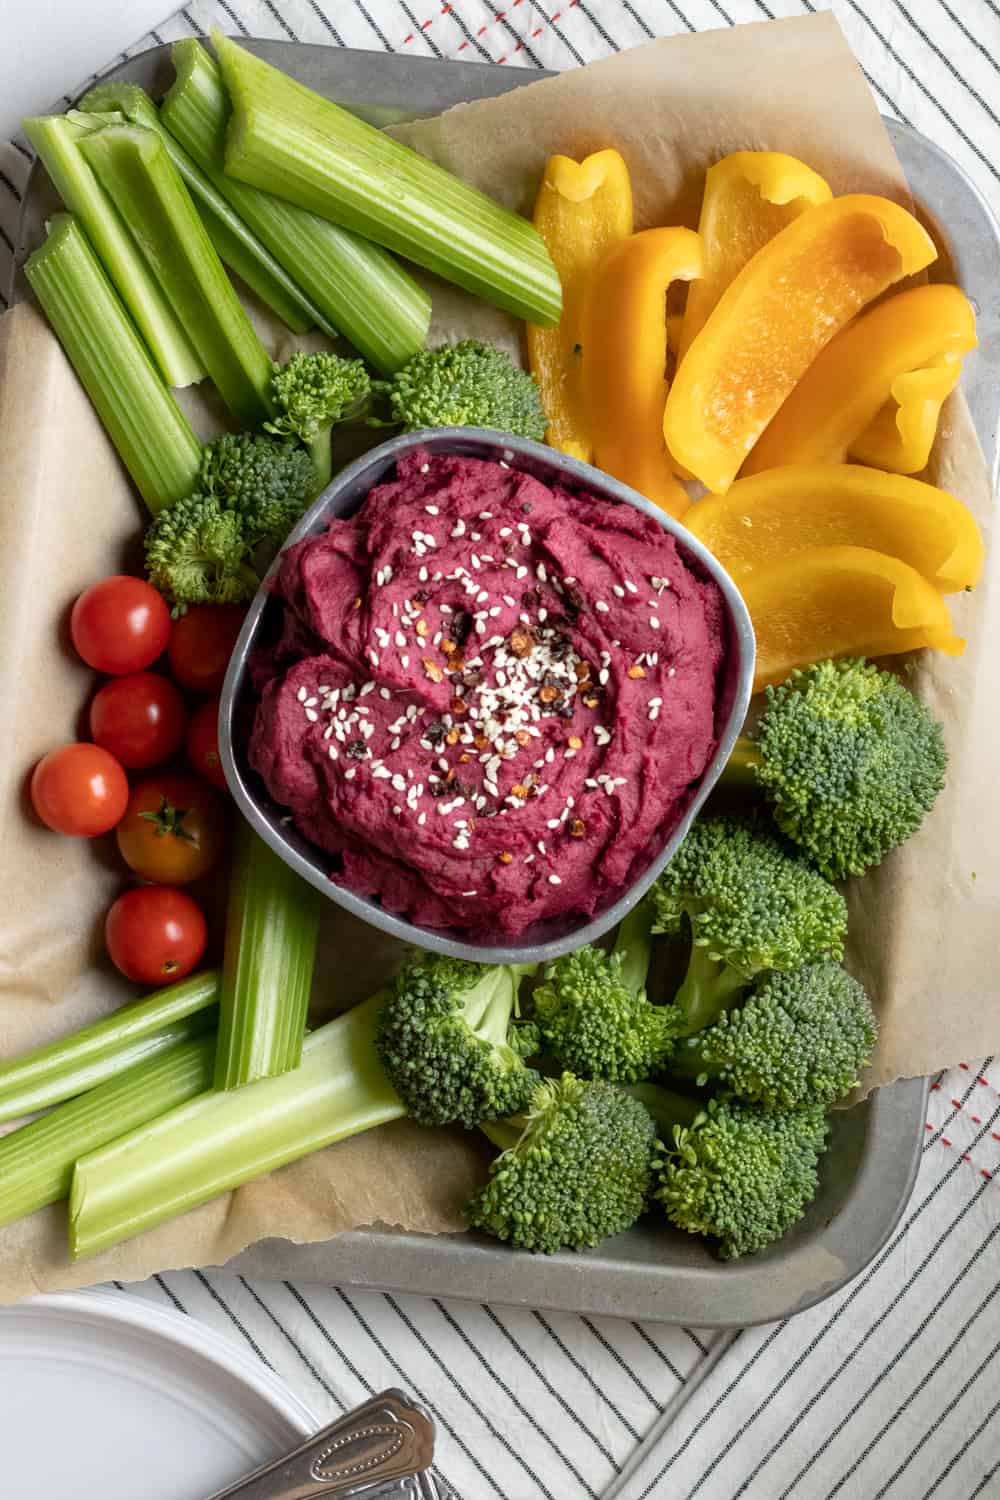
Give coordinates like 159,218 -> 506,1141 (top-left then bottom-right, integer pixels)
582,227 -> 701,518
740,545 -> 964,693
527,150 -> 634,462
677,151 -> 832,365
744,283 -> 977,474
850,353 -> 965,474
686,463 -> 984,593
663,195 -> 937,494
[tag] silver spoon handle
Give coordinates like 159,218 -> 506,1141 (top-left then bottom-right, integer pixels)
206,1389 -> 436,1500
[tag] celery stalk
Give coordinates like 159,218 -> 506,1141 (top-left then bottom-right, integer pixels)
24,214 -> 202,513
213,31 -> 561,327
23,115 -> 204,388
215,824 -> 323,1089
79,123 -> 274,427
70,993 -> 404,1259
0,1033 -> 216,1230
0,970 -> 219,1124
77,88 -> 317,337
160,41 -> 430,374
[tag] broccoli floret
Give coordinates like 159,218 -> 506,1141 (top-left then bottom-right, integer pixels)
466,1074 -> 657,1253
266,351 -> 371,490
144,492 -> 258,611
533,903 -> 677,1081
376,954 -> 539,1128
668,961 -> 878,1109
375,340 -> 547,440
636,1084 -> 829,1259
728,658 -> 947,881
199,433 -> 317,544
650,815 -> 848,1035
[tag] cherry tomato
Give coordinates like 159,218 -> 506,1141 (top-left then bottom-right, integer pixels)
186,698 -> 228,791
116,774 -> 225,885
105,885 -> 207,984
89,672 -> 188,770
71,576 -> 171,675
167,604 -> 245,695
30,743 -> 129,837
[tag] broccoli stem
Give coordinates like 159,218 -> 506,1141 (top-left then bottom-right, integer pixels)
718,736 -> 765,789
624,1082 -> 701,1135
613,902 -> 653,997
464,965 -> 523,1050
674,943 -> 748,1035
307,431 -> 333,493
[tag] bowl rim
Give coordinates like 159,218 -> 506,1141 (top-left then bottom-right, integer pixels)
218,427 -> 756,963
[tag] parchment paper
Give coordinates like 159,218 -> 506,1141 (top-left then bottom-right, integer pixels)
0,12 -> 994,1300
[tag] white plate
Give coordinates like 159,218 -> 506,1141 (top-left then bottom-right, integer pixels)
0,1288 -> 317,1500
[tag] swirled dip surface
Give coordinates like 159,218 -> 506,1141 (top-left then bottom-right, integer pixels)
250,450 -> 726,936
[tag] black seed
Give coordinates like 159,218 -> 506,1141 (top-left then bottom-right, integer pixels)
426,721 -> 447,746
451,609 -> 474,647
345,739 -> 369,760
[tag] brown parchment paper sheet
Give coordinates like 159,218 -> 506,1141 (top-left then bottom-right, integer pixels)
0,12 -> 994,1300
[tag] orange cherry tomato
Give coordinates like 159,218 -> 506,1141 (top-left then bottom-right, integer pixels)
116,773 -> 226,885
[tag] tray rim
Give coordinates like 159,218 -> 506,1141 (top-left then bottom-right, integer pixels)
14,38 -> 994,1326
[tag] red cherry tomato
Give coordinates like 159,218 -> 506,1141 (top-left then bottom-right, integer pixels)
89,672 -> 188,770
186,698 -> 228,791
167,604 -> 245,695
30,743 -> 129,837
71,576 -> 171,675
116,773 -> 226,885
105,885 -> 207,984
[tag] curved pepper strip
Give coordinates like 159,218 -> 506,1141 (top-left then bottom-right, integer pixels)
686,463 -> 984,593
744,283 -> 977,474
582,226 -> 702,518
527,150 -> 634,462
663,194 -> 937,495
850,353 -> 965,473
740,544 -> 964,692
677,151 -> 832,365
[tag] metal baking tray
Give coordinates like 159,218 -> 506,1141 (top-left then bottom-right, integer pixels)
15,41 -> 999,1326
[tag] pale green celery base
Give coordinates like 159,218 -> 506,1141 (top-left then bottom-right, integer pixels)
0,1035 -> 215,1229
80,84 -> 316,336
160,41 -> 429,373
79,123 -> 273,428
210,32 -> 559,327
70,994 -> 405,1260
215,825 -> 323,1090
23,114 -> 204,387
24,214 -> 203,513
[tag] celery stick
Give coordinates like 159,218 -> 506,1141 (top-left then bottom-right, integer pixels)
0,1033 -> 215,1230
25,214 -> 202,513
79,123 -> 274,427
215,824 -> 323,1089
0,970 -> 219,1124
159,42 -> 430,373
77,89 -> 317,337
213,31 -> 561,327
70,994 -> 404,1259
23,114 -> 204,388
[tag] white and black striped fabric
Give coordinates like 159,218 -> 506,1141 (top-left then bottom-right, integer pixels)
3,2 -> 999,1496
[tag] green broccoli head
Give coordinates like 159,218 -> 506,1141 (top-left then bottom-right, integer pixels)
199,433 -> 317,545
144,493 -> 258,611
376,340 -> 547,441
652,1090 -> 830,1259
670,961 -> 878,1109
748,657 -> 948,881
466,1074 -> 657,1253
650,815 -> 848,1034
376,954 -> 539,1128
266,352 -> 371,490
533,906 -> 676,1082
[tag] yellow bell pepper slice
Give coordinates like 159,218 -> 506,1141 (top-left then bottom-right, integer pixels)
686,463 -> 984,593
741,545 -> 964,692
581,226 -> 701,518
744,283 -> 977,474
663,195 -> 937,495
527,150 -> 634,462
850,352 -> 965,473
677,151 -> 832,364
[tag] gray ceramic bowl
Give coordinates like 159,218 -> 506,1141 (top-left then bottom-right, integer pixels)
219,428 -> 755,963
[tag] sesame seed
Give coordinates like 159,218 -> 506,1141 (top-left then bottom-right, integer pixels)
462,890 -> 478,897
360,682 -> 375,696
648,705 -> 660,721
380,687 -> 391,700
296,686 -> 307,703
419,463 -> 429,473
536,562 -> 547,583
668,666 -> 676,677
425,504 -> 439,514
393,806 -> 402,816
612,584 -> 625,598
369,649 -> 380,666
549,874 -> 562,886
345,768 -> 356,780
650,616 -> 660,629
304,707 -> 318,722
595,600 -> 610,613
401,654 -> 409,668
546,818 -> 560,829
328,745 -> 338,759
624,579 -> 638,594
649,696 -> 663,707
451,519 -> 466,538
418,812 -> 427,825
